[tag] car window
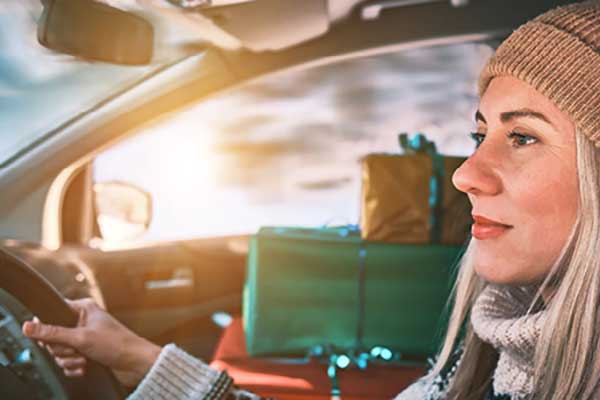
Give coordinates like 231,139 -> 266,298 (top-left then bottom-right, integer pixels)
92,42 -> 493,247
0,1 -> 160,167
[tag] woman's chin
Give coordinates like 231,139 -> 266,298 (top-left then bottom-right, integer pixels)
474,261 -> 545,286
472,249 -> 530,284
475,263 -> 514,284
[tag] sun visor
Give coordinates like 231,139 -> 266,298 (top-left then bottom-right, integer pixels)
196,0 -> 330,51
83,0 -> 366,57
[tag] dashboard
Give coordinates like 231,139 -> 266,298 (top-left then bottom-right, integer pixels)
0,241 -> 101,305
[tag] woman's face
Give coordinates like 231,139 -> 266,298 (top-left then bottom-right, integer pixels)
452,76 -> 578,285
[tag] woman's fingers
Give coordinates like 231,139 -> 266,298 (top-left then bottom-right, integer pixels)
55,355 -> 88,378
55,356 -> 87,370
46,343 -> 77,357
22,321 -> 82,349
63,367 -> 86,377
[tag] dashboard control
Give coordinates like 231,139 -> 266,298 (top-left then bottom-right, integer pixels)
0,289 -> 68,399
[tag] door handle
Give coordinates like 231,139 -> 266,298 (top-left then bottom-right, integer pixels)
144,267 -> 194,290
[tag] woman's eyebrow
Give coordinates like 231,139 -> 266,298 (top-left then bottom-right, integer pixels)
500,108 -> 554,127
474,108 -> 554,127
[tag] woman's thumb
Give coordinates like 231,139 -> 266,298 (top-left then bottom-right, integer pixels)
22,321 -> 80,348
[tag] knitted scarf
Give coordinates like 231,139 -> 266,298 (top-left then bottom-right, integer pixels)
471,284 -> 546,399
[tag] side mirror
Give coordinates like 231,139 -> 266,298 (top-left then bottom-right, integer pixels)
93,182 -> 152,243
37,0 -> 154,65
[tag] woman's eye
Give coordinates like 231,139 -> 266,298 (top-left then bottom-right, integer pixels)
469,132 -> 485,148
507,131 -> 538,147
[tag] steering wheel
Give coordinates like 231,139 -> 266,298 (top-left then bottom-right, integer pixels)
0,247 -> 125,399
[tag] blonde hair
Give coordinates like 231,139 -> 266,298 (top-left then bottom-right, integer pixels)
431,131 -> 600,399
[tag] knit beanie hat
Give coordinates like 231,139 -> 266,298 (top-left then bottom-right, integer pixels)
478,1 -> 600,146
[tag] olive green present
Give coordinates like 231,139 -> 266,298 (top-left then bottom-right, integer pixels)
360,134 -> 471,246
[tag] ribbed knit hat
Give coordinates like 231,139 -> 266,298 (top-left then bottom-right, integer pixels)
478,1 -> 600,146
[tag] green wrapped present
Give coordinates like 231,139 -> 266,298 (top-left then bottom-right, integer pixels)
243,226 -> 461,359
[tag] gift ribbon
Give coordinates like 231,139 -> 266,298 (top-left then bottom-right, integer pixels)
399,132 -> 444,243
307,344 -> 401,396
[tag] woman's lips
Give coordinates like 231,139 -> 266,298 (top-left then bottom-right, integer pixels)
471,215 -> 513,240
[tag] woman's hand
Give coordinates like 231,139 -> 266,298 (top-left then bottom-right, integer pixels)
22,298 -> 161,388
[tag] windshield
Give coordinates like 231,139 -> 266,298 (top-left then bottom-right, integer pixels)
0,1 -> 160,167
93,42 -> 492,246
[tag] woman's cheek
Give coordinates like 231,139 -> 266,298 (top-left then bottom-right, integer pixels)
512,169 -> 577,269
513,155 -> 576,221
477,167 -> 576,284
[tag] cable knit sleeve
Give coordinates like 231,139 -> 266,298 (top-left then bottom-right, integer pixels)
127,344 -> 263,400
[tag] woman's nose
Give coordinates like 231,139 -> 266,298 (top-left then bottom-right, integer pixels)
452,148 -> 502,196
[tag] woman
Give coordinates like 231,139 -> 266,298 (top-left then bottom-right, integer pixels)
22,2 -> 600,399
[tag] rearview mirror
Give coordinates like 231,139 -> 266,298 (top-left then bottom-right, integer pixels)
94,182 -> 152,243
37,0 -> 154,65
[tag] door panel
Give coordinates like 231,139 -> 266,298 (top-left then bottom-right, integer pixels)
83,237 -> 246,310
78,235 -> 248,359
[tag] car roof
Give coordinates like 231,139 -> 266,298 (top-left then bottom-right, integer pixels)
109,0 -> 579,54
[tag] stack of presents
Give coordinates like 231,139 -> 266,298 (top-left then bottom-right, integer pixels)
209,134 -> 472,399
